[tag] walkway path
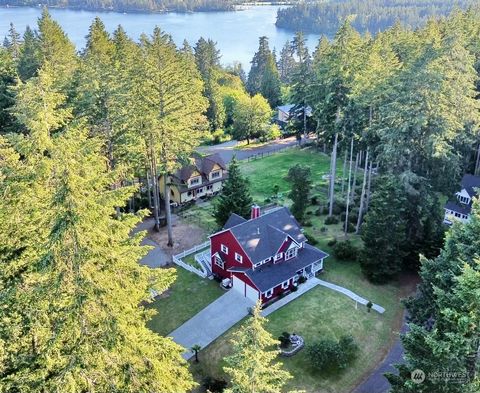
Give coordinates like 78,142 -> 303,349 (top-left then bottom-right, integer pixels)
317,279 -> 385,314
168,289 -> 254,360
197,135 -> 306,164
262,278 -> 319,317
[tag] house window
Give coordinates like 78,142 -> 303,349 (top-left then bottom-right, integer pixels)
221,244 -> 229,254
190,177 -> 201,186
285,247 -> 297,260
281,280 -> 289,289
187,191 -> 192,196
265,289 -> 273,299
274,253 -> 283,262
211,170 -> 221,179
235,253 -> 243,263
207,184 -> 213,190
214,256 -> 224,269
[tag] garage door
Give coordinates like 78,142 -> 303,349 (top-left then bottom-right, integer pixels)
232,275 -> 244,294
245,284 -> 259,302
232,275 -> 259,302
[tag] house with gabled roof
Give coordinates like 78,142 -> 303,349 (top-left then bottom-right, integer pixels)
444,174 -> 480,225
159,153 -> 228,205
210,205 -> 328,304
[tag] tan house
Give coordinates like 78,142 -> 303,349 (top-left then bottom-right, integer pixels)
159,154 -> 228,205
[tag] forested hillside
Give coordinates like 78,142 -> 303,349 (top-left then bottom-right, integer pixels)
0,0 -> 305,13
276,0 -> 477,34
0,0 -> 237,12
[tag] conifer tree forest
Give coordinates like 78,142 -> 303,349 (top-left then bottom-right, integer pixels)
1,5 -> 480,392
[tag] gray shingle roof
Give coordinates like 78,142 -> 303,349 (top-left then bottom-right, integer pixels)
173,153 -> 227,184
445,201 -> 472,215
460,174 -> 480,198
223,213 -> 247,230
228,207 -> 306,264
244,244 -> 328,292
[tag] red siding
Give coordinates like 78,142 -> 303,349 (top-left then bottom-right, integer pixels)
210,230 -> 252,279
260,278 -> 295,303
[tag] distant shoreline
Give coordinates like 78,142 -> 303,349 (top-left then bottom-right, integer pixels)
0,2 -> 292,15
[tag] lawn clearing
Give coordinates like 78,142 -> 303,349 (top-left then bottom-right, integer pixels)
147,267 -> 223,336
191,272 -> 403,393
240,147 -> 338,203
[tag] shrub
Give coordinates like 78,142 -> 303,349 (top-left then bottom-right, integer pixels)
341,212 -> 358,224
327,238 -> 337,247
306,210 -> 313,216
303,220 -> 313,227
332,204 -> 343,215
264,197 -> 271,203
320,226 -> 328,233
304,232 -> 319,245
346,222 -> 356,233
203,376 -> 228,393
308,335 -> 359,371
333,240 -> 358,261
311,195 -> 318,205
291,285 -> 298,292
298,276 -> 307,284
324,216 -> 339,225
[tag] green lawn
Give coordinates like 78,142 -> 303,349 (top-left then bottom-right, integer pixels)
240,147 -> 338,203
147,267 -> 223,336
191,260 -> 404,393
183,247 -> 209,270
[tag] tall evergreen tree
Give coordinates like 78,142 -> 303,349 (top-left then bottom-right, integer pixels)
247,36 -> 281,107
136,28 -> 208,241
0,46 -> 17,132
224,303 -> 293,393
17,25 -> 40,80
213,157 -> 253,226
1,63 -> 195,392
277,40 -> 296,84
194,37 -> 226,130
286,163 -> 312,222
360,175 -> 407,282
387,201 -> 480,392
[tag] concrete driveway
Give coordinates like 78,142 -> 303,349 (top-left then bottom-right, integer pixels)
168,289 -> 254,360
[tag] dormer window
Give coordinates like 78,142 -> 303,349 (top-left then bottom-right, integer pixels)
458,195 -> 470,204
274,253 -> 283,262
211,170 -> 221,180
189,177 -> 201,187
285,247 -> 297,261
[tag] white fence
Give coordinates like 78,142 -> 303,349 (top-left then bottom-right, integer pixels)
172,241 -> 210,279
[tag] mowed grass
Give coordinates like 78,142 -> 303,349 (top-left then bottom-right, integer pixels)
191,268 -> 403,393
147,267 -> 223,336
240,148 -> 336,203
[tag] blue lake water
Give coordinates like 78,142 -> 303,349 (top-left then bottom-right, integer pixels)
0,5 -> 320,69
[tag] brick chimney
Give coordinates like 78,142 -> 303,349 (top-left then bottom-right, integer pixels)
251,204 -> 261,219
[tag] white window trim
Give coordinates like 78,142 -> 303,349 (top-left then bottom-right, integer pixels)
210,170 -> 221,180
189,176 -> 201,187
285,248 -> 297,261
281,280 -> 290,289
265,289 -> 273,299
235,252 -> 243,263
214,256 -> 224,269
274,253 -> 283,262
221,244 -> 229,254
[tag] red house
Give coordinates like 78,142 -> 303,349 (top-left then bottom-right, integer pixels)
210,206 -> 328,304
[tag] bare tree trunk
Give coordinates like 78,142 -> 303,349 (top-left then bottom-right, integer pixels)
344,138 -> 354,235
149,151 -> 161,232
146,170 -> 153,209
341,148 -> 348,194
350,152 -> 360,204
303,102 -> 307,140
328,133 -> 338,216
356,150 -> 369,234
475,143 -> 480,176
365,160 -> 374,212
164,175 -> 174,247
